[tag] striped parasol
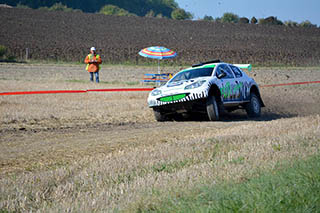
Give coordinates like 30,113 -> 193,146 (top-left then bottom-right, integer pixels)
139,46 -> 177,76
139,46 -> 177,60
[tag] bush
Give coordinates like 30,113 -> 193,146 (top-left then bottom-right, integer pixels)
0,45 -> 7,58
171,8 -> 193,20
100,5 -> 135,17
251,16 -> 258,24
259,16 -> 283,25
0,45 -> 16,61
221,12 -> 239,23
203,15 -> 214,21
239,17 -> 249,24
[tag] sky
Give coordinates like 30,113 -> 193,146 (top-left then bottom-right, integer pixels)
175,0 -> 320,26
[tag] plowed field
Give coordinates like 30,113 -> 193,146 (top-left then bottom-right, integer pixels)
0,63 -> 319,211
1,7 -> 320,65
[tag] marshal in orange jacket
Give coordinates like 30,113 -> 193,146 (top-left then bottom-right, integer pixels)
84,54 -> 102,73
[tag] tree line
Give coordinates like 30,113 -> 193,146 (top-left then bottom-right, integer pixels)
3,0 -> 317,27
3,0 -> 192,19
203,13 -> 318,28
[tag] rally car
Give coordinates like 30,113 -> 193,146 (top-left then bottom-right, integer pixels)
147,60 -> 265,121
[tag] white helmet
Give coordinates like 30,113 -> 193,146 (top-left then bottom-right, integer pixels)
90,47 -> 96,51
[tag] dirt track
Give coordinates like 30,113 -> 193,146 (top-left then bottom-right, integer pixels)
1,63 -> 319,173
0,63 -> 319,211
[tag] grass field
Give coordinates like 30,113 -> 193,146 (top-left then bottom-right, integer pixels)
140,154 -> 320,212
0,63 -> 319,212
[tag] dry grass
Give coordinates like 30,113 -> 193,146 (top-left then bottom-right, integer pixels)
1,116 -> 319,212
0,63 -> 320,212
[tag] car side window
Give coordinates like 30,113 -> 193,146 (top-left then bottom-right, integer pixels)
216,64 -> 234,79
230,65 -> 243,78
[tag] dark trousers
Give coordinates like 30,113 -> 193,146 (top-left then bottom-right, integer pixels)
90,72 -> 99,83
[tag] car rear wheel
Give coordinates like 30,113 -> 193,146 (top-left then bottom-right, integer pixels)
245,93 -> 261,117
206,95 -> 219,121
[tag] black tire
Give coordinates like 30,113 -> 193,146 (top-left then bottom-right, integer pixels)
245,93 -> 261,117
206,95 -> 219,121
153,110 -> 168,122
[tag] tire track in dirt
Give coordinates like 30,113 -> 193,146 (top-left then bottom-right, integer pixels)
1,65 -> 320,177
1,90 -> 319,177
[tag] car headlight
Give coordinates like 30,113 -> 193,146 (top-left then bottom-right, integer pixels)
185,80 -> 206,90
151,89 -> 162,96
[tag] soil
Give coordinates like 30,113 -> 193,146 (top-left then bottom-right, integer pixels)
1,7 -> 320,65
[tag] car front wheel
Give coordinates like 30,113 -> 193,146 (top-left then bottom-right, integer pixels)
245,93 -> 261,117
206,95 -> 219,121
153,110 -> 169,122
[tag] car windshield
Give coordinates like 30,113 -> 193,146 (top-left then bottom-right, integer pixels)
170,68 -> 214,82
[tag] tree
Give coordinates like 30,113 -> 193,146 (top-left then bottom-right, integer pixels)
39,3 -> 81,12
16,3 -> 30,9
171,8 -> 193,20
162,0 -> 178,9
284,20 -> 298,27
145,10 -> 155,17
49,3 -> 72,11
215,17 -> 221,22
1,0 -> 180,17
99,5 -> 135,16
250,16 -> 257,24
299,20 -> 317,28
203,15 -> 214,21
221,12 -> 239,23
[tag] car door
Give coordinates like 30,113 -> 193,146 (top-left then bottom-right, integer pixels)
215,64 -> 238,103
229,65 -> 246,102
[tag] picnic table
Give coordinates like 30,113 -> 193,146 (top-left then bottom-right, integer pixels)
141,73 -> 173,84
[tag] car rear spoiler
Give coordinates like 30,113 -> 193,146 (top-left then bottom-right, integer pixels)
192,59 -> 221,67
234,64 -> 252,71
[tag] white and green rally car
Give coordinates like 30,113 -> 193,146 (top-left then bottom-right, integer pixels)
148,60 -> 265,121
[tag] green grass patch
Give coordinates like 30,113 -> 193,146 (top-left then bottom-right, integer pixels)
137,154 -> 320,212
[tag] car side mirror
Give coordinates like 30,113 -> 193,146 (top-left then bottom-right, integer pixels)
217,71 -> 227,79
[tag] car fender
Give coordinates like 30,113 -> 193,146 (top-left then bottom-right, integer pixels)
249,84 -> 265,107
207,81 -> 222,103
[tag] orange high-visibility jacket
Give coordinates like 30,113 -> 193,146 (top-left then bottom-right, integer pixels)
84,54 -> 102,72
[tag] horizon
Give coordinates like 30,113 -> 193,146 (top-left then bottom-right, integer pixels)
176,0 -> 320,26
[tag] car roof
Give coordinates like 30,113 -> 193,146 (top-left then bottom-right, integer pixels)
184,62 -> 226,71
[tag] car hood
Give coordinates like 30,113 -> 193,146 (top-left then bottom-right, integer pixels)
162,77 -> 211,92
